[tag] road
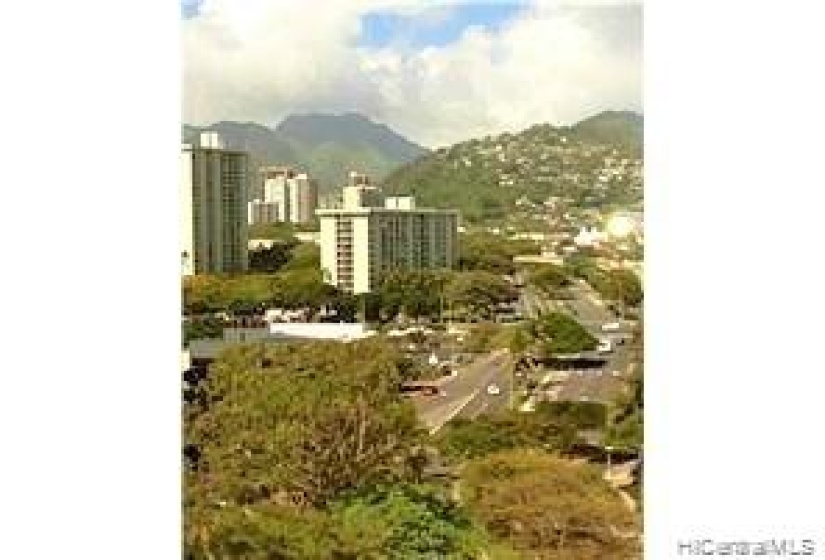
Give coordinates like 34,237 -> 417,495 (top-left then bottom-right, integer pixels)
519,277 -> 639,402
414,350 -> 513,434
414,276 -> 638,432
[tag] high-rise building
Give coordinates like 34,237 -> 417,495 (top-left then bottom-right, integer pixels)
291,173 -> 318,224
249,166 -> 317,224
317,183 -> 459,294
181,132 -> 249,275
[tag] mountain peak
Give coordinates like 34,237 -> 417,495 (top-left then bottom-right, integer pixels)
183,113 -> 427,192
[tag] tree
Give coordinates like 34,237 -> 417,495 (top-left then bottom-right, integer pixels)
271,269 -> 338,311
184,484 -> 486,560
184,340 -> 423,510
248,240 -> 298,273
462,450 -> 639,559
534,401 -> 608,431
523,312 -> 598,357
445,271 -> 518,321
528,263 -> 571,297
331,484 -> 484,559
575,268 -> 643,312
378,270 -> 447,321
606,269 -> 643,308
282,243 -> 321,271
183,317 -> 226,345
184,502 -> 346,560
458,233 -> 517,275
436,412 -> 577,460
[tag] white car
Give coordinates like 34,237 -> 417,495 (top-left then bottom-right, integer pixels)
597,339 -> 613,354
486,383 -> 502,396
601,322 -> 621,332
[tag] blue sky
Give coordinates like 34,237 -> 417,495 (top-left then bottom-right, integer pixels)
181,0 -> 202,19
182,1 -> 642,146
358,3 -> 527,48
181,1 -> 526,47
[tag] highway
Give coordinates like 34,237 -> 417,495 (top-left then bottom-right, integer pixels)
414,350 -> 513,434
518,276 -> 639,403
414,276 -> 639,432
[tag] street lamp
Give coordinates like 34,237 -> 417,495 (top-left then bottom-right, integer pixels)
606,445 -> 614,474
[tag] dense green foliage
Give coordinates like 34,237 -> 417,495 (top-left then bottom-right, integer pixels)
521,312 -> 599,356
436,412 -> 577,461
185,484 -> 485,559
248,240 -> 298,273
280,243 -> 321,271
185,503 -> 343,559
526,263 -> 572,297
459,232 -> 539,275
445,270 -> 519,321
462,450 -> 639,559
183,270 -> 340,315
534,401 -> 608,431
183,317 -> 226,345
585,268 -> 643,309
371,268 -> 518,323
385,150 -> 509,222
182,331 -> 640,559
437,401 -> 607,461
185,341 -> 422,508
330,484 -> 484,559
184,340 -> 496,559
378,270 -> 447,320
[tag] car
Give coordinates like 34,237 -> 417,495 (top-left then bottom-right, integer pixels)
597,339 -> 613,354
601,322 -> 621,332
486,383 -> 502,396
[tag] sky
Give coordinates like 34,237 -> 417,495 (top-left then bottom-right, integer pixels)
182,1 -> 642,147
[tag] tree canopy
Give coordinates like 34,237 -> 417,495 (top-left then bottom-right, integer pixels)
521,312 -> 598,356
458,232 -> 538,276
527,263 -> 571,296
184,340 -> 498,559
461,450 -> 639,559
378,269 -> 447,321
331,484 -> 483,559
184,340 -> 423,510
183,269 -> 340,315
445,270 -> 518,321
436,412 -> 577,461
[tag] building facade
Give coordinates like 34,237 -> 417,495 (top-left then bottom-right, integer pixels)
317,189 -> 459,294
249,166 -> 317,225
181,132 -> 249,275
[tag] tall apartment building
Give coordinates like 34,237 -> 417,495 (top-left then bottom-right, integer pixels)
249,166 -> 317,225
317,184 -> 459,294
181,132 -> 249,275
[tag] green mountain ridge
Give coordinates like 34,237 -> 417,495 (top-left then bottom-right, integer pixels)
382,111 -> 643,223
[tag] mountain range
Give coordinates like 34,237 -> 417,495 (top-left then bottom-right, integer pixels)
383,111 -> 643,222
183,110 -> 643,218
183,113 -> 428,193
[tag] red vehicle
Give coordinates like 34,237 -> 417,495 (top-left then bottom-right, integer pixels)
400,381 -> 443,397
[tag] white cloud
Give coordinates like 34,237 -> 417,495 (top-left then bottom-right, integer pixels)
183,0 -> 642,147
